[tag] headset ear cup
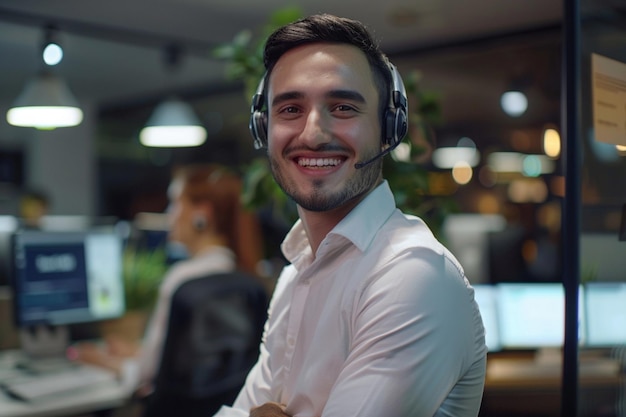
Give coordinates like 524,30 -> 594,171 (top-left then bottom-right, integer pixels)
383,63 -> 409,149
383,107 -> 408,147
383,109 -> 395,146
250,110 -> 268,149
249,73 -> 269,149
259,112 -> 268,144
395,107 -> 408,143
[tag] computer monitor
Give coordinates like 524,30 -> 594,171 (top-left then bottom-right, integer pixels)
584,282 -> 626,347
442,214 -> 506,284
580,233 -> 626,282
472,284 -> 502,352
0,215 -> 19,287
11,230 -> 126,328
496,283 -> 566,349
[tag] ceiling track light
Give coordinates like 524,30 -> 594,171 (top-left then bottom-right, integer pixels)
500,91 -> 528,117
500,75 -> 532,117
42,25 -> 64,66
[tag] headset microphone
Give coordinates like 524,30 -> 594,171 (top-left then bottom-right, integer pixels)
354,145 -> 397,169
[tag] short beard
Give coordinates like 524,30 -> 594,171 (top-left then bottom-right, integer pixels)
268,149 -> 383,212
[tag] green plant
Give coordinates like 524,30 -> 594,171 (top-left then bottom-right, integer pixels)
213,6 -> 303,100
213,7 -> 457,238
122,246 -> 168,311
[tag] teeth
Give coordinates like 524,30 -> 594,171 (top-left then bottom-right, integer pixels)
298,158 -> 341,167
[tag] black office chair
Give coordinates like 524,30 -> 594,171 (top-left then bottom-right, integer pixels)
140,271 -> 269,417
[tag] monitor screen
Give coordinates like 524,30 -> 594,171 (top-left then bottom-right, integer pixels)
580,233 -> 626,282
496,283 -> 566,349
584,282 -> 626,347
472,284 -> 501,352
0,215 -> 19,287
442,214 -> 506,284
11,230 -> 125,327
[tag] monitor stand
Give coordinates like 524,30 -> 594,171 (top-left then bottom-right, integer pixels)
18,325 -> 76,373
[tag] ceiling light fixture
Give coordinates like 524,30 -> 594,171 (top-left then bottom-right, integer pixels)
487,152 -> 555,175
432,137 -> 480,169
500,75 -> 532,117
6,71 -> 83,129
139,97 -> 207,147
42,43 -> 63,66
6,26 -> 83,130
139,44 -> 207,148
500,91 -> 528,117
42,26 -> 63,66
543,127 -> 561,158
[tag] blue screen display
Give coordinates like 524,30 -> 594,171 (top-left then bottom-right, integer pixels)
12,231 -> 125,327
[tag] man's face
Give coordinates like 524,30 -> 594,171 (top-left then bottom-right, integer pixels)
266,43 -> 383,213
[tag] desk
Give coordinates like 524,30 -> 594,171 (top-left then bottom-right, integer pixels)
0,350 -> 133,417
481,352 -> 623,417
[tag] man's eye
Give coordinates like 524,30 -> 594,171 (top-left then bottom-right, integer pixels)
280,106 -> 300,114
334,104 -> 356,112
274,106 -> 300,119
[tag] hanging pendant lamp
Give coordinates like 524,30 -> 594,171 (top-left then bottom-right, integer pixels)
6,71 -> 84,130
139,97 -> 207,147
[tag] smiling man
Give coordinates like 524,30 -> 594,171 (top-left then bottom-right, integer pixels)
213,13 -> 487,417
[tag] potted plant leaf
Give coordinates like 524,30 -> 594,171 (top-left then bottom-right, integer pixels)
99,244 -> 168,343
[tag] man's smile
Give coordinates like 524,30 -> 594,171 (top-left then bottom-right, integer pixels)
296,157 -> 344,168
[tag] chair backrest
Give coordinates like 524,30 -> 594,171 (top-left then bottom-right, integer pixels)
143,271 -> 269,417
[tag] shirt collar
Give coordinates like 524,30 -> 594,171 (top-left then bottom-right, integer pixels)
281,180 -> 397,263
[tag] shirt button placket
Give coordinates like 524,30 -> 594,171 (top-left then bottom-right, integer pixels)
283,277 -> 311,376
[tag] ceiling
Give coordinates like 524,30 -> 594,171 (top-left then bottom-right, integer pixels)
0,0 -> 565,144
0,0 -> 564,101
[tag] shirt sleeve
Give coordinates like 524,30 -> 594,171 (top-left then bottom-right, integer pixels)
320,248 -> 484,417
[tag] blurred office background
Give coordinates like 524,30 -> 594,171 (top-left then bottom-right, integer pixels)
1,1 -> 624,283
0,1 -> 625,416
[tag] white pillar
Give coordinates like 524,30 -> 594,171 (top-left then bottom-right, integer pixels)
26,102 -> 96,216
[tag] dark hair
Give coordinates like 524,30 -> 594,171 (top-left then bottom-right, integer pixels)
263,14 -> 391,116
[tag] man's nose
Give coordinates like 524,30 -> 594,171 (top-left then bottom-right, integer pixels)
299,109 -> 331,148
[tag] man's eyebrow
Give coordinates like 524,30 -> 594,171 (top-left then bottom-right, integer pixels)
326,89 -> 366,103
271,91 -> 304,108
271,89 -> 366,108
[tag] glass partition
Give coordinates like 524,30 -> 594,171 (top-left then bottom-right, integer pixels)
577,0 -> 626,415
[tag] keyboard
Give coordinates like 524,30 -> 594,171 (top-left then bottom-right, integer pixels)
15,356 -> 79,374
1,364 -> 118,401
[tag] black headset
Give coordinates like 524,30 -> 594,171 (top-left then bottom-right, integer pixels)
249,60 -> 408,151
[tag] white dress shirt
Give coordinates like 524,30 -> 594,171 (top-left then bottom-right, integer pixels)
214,181 -> 487,417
